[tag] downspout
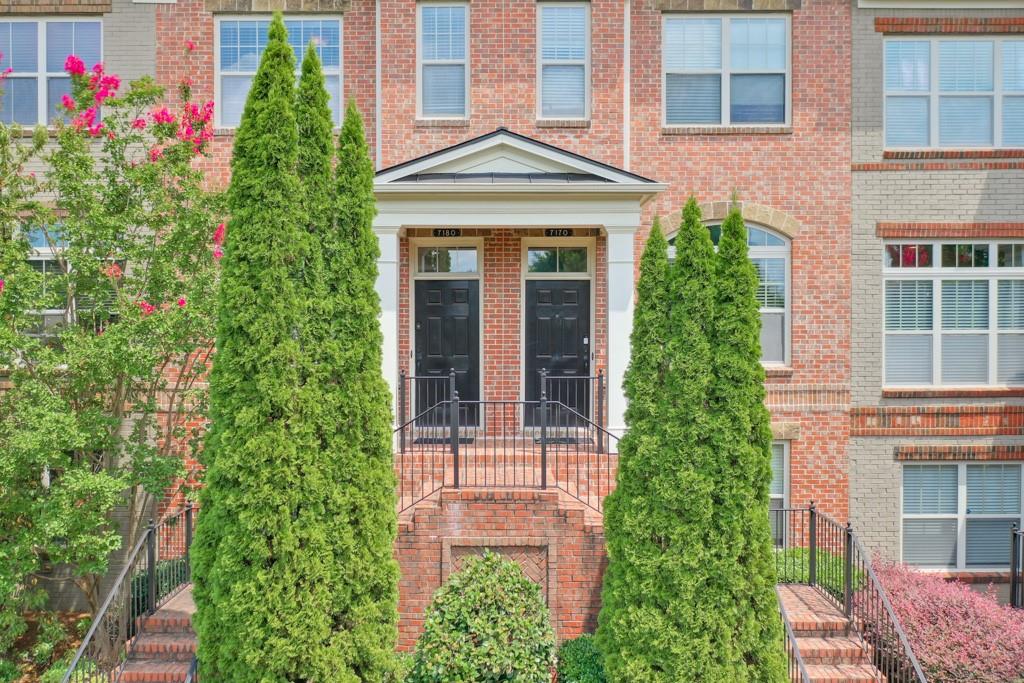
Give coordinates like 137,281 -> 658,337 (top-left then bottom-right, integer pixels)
622,0 -> 631,171
375,0 -> 383,170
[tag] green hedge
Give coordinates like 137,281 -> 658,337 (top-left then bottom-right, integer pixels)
775,547 -> 865,601
556,635 -> 605,683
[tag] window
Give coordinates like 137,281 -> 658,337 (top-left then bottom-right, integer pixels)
903,463 -> 1022,569
418,246 -> 478,273
0,20 -> 101,125
527,246 -> 588,274
418,4 -> 468,118
217,17 -> 342,128
25,226 -> 69,334
883,240 -> 1024,386
662,15 -> 789,127
884,37 -> 1024,148
667,224 -> 790,364
537,3 -> 589,120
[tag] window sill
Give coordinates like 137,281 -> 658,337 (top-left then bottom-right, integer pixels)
882,387 -> 1024,399
662,125 -> 793,136
535,119 -> 590,129
415,118 -> 470,128
883,149 -> 1024,160
915,570 -> 1011,584
764,365 -> 794,379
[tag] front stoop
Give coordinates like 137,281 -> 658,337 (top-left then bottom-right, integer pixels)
778,584 -> 886,683
120,588 -> 197,683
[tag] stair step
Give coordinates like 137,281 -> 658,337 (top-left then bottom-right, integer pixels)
132,632 -> 197,661
796,636 -> 871,665
805,663 -> 884,683
137,613 -> 194,634
119,659 -> 192,683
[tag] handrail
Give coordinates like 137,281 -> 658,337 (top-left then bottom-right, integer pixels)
777,588 -> 811,683
61,504 -> 195,683
184,655 -> 198,683
1011,525 -> 1023,609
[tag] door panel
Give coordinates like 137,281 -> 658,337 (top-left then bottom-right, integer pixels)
525,280 -> 591,421
415,280 -> 480,421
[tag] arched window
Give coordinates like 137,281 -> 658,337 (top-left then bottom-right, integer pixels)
667,224 -> 791,365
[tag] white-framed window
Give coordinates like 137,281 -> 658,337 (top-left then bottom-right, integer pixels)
902,463 -> 1022,569
667,224 -> 791,364
662,14 -> 790,127
883,240 -> 1024,387
0,19 -> 101,126
884,37 -> 1024,148
769,441 -> 789,544
25,225 -> 70,334
216,16 -> 343,128
417,3 -> 469,119
537,2 -> 589,120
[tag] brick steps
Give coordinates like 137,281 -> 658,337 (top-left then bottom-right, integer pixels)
132,633 -> 196,661
805,663 -> 884,682
119,659 -> 192,682
796,636 -> 870,665
118,589 -> 197,682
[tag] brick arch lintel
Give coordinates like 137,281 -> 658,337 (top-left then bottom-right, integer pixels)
658,201 -> 802,241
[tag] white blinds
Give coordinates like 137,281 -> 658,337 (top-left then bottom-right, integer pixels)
939,41 -> 994,92
942,280 -> 988,329
666,74 -> 720,124
939,96 -> 993,147
541,6 -> 585,61
885,97 -> 929,147
46,21 -> 101,72
885,41 -> 929,91
886,280 -> 933,330
421,6 -> 466,117
422,65 -> 466,117
904,520 -> 957,567
540,5 -> 587,118
729,18 -> 785,71
664,18 -> 721,71
769,443 -> 784,498
967,464 -> 1021,515
903,465 -> 958,515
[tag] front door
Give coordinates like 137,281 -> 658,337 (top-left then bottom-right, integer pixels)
414,280 -> 480,419
525,280 -> 591,420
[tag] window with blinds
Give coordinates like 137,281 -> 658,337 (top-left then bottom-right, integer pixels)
538,3 -> 588,120
662,15 -> 789,127
884,37 -> 1024,149
769,441 -> 787,546
419,4 -> 468,118
884,240 -> 1024,386
903,463 -> 1022,569
0,20 -> 101,126
217,17 -> 342,128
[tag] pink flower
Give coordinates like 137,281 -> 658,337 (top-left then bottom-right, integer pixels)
61,94 -> 76,111
149,147 -> 163,162
212,246 -> 223,260
87,122 -> 104,137
103,263 -> 123,280
0,278 -> 4,295
212,222 -> 226,246
177,297 -> 187,308
132,117 -> 146,130
138,301 -> 155,316
184,39 -> 196,52
71,106 -> 97,131
151,107 -> 175,125
91,62 -> 104,76
64,55 -> 86,76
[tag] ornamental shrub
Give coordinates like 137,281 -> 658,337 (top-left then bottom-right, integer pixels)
409,551 -> 555,683
874,562 -> 1024,683
557,635 -> 605,683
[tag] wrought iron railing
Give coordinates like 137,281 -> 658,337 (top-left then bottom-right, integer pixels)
772,505 -> 927,683
777,587 -> 811,683
61,504 -> 196,683
394,388 -> 617,513
184,655 -> 198,683
1011,524 -> 1024,609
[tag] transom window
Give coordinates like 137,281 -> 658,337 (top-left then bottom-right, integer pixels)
662,15 -> 790,127
884,37 -> 1024,149
417,246 -> 478,274
903,463 -> 1022,569
883,240 -> 1024,386
537,3 -> 589,120
418,3 -> 468,119
0,20 -> 101,126
527,246 -> 588,274
668,224 -> 790,364
216,17 -> 342,128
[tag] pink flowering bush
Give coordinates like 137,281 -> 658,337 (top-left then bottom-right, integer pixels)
875,562 -> 1024,683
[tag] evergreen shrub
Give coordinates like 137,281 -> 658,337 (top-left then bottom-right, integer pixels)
556,635 -> 605,683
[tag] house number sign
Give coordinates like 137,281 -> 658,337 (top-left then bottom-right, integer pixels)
432,228 -> 462,237
545,228 -> 573,237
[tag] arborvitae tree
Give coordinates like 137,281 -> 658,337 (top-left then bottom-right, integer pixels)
191,14 -> 327,680
599,198 -> 746,681
709,205 -> 787,682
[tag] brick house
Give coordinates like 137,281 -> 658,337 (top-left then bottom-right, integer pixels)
7,0 -> 1021,648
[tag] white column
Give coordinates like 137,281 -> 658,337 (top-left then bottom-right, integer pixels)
605,226 -> 636,437
374,226 -> 400,421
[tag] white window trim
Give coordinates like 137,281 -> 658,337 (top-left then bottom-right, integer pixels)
0,17 -> 103,127
661,13 -> 792,128
883,36 -> 1024,150
416,1 -> 470,121
213,14 -> 345,129
536,2 -> 591,122
901,462 -> 1024,571
771,440 -> 789,508
882,239 -> 1024,388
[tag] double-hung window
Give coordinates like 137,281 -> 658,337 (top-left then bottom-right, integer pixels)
768,441 -> 788,544
903,463 -> 1022,569
217,17 -> 342,128
663,14 -> 790,127
418,3 -> 468,119
537,3 -> 589,120
885,37 -> 1024,148
25,226 -> 69,334
883,240 -> 1024,386
0,20 -> 101,126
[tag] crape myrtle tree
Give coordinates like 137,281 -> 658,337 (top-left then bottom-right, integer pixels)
191,15 -> 398,681
598,198 -> 785,681
0,43 -> 221,652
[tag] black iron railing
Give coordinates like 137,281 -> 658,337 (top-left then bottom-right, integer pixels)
772,505 -> 927,683
185,655 -> 198,683
394,384 -> 617,513
1012,524 -> 1024,609
61,504 -> 195,683
777,587 -> 811,683
539,370 -> 606,452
